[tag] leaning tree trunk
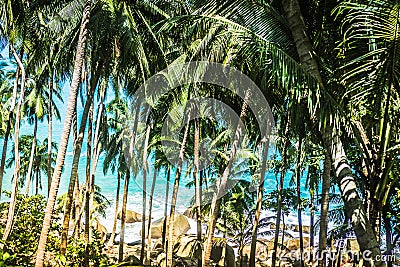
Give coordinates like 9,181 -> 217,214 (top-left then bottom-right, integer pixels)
310,184 -> 315,264
203,91 -> 250,267
47,71 -> 53,196
318,151 -> 331,267
140,122 -> 151,264
119,170 -> 130,262
281,0 -> 382,266
147,156 -> 157,261
249,128 -> 271,266
194,119 -> 202,267
272,113 -> 290,267
1,45 -> 26,245
0,61 -> 19,199
296,135 -> 304,267
35,1 -> 92,265
119,107 -> 140,262
107,171 -> 121,248
166,117 -> 191,267
84,103 -> 93,267
60,72 -> 99,255
25,117 -> 38,196
87,81 -> 106,239
162,166 -> 170,248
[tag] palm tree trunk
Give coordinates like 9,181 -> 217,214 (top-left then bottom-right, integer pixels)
194,119 -> 202,267
87,81 -> 106,234
383,207 -> 393,267
162,166 -> 170,248
272,113 -> 290,267
203,91 -> 250,267
107,171 -> 121,248
47,72 -> 53,196
25,117 -> 38,196
318,151 -> 331,267
35,1 -> 92,265
309,177 -> 315,264
119,171 -> 130,262
119,106 -> 140,262
35,166 -> 39,195
60,72 -> 99,255
0,118 -> 12,199
0,46 -> 23,200
249,135 -> 271,267
1,45 -> 26,245
281,1 -> 382,265
74,176 -> 81,238
140,122 -> 151,264
296,136 -> 304,267
166,117 -> 191,267
147,157 -> 157,261
84,103 -> 93,267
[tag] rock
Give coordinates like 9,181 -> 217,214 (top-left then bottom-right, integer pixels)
172,234 -> 236,266
183,207 -> 196,219
117,209 -> 147,223
92,218 -> 108,241
284,237 -> 310,251
146,213 -> 190,239
293,225 -> 311,234
242,239 -> 275,257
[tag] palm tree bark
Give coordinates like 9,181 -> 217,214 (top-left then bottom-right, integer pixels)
162,166 -> 170,248
140,122 -> 151,264
1,45 -> 26,245
84,103 -> 93,267
318,150 -> 331,267
119,106 -> 140,261
166,117 -> 191,266
119,170 -> 130,262
249,133 -> 271,267
281,0 -> 382,265
60,71 -> 99,255
35,1 -> 92,265
203,91 -> 250,267
147,160 -> 157,261
194,119 -> 202,267
107,171 -> 121,248
272,113 -> 290,267
296,136 -> 304,267
0,62 -> 19,200
25,116 -> 38,196
47,72 -> 53,196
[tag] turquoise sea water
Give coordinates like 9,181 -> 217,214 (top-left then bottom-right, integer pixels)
0,77 -> 312,242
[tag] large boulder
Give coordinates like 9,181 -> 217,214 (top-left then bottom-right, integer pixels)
146,213 -> 190,239
293,225 -> 311,234
117,210 -> 146,223
92,218 -> 108,241
173,234 -> 236,267
284,237 -> 310,251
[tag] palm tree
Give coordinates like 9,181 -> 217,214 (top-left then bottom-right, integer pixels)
2,43 -> 26,245
279,1 -> 382,264
6,136 -> 57,195
140,120 -> 151,264
271,110 -> 291,267
35,1 -> 93,265
23,77 -> 61,195
319,150 -> 331,267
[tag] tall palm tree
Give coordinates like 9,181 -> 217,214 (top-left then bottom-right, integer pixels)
271,111 -> 291,267
319,150 -> 331,267
280,0 -> 382,264
35,1 -> 93,265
